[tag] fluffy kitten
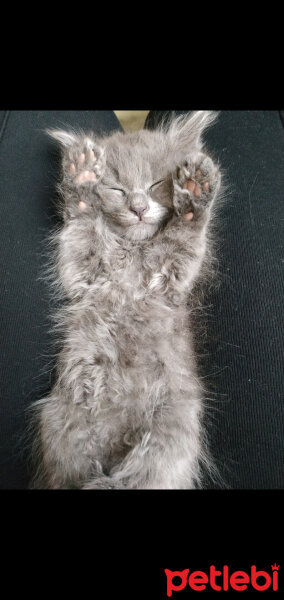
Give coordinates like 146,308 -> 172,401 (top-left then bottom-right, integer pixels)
31,111 -> 222,489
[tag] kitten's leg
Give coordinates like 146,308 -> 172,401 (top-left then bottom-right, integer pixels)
147,153 -> 221,295
53,134 -> 106,218
82,407 -> 204,490
32,391 -> 105,489
173,152 -> 221,225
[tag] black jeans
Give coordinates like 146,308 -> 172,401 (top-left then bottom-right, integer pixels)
0,110 -> 283,488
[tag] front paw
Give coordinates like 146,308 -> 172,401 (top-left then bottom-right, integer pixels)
173,153 -> 221,220
63,137 -> 105,187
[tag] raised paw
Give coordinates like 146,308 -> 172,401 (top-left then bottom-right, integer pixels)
64,138 -> 105,186
173,153 -> 221,220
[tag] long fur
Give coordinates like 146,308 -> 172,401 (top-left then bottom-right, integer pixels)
29,111 -> 223,489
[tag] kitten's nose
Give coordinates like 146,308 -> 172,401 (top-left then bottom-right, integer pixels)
130,205 -> 147,219
129,192 -> 148,220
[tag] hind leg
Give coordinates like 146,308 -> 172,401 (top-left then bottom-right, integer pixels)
33,394 -> 101,488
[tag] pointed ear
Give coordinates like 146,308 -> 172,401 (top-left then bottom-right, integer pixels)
166,110 -> 219,155
45,128 -> 77,147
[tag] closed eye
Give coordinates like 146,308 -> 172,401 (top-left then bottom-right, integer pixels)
149,179 -> 165,191
109,188 -> 126,196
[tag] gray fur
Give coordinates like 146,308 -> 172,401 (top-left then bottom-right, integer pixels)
31,111 -> 222,489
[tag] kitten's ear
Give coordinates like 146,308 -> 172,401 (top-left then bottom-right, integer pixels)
166,111 -> 219,153
45,128 -> 77,147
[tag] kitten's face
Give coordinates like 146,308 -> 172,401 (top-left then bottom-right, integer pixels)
96,131 -> 175,241
50,111 -> 217,240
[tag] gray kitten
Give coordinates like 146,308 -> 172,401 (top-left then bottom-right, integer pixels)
31,111 -> 222,489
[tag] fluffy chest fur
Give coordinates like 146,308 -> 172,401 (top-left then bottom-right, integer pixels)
58,215 -> 196,399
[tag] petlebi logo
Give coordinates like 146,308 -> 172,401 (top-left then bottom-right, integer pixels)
165,564 -> 280,594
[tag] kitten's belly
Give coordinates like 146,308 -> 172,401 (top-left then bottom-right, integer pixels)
59,299 -> 199,474
83,298 -> 195,398
65,296 -> 195,401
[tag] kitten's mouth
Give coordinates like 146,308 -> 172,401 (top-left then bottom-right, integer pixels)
136,219 -> 151,226
132,216 -> 145,225
129,214 -> 156,227
135,216 -> 152,225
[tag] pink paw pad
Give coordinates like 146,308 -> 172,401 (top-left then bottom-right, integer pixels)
78,201 -> 88,211
183,212 -> 194,221
182,178 -> 209,197
183,179 -> 202,198
74,170 -> 97,185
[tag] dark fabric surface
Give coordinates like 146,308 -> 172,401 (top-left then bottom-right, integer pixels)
146,110 -> 284,488
0,110 -> 283,488
201,111 -> 284,488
